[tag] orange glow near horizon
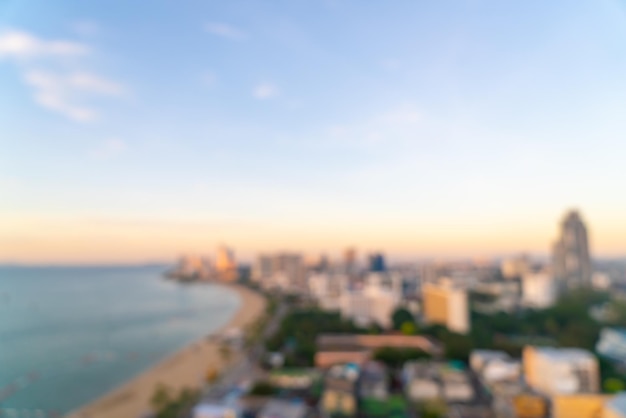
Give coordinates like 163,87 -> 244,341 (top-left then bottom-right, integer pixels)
2,213 -> 625,264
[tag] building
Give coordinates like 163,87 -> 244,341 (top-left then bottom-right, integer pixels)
258,399 -> 308,418
422,280 -> 470,334
215,245 -> 237,281
308,273 -> 346,311
358,361 -> 388,400
522,272 -> 556,309
315,333 -> 441,368
402,361 -> 474,403
553,210 -> 592,290
551,394 -> 613,418
470,350 -> 520,385
596,328 -> 626,365
368,253 -> 386,272
501,254 -> 531,279
523,346 -> 599,396
253,252 -> 306,292
344,247 -> 357,273
192,402 -> 239,418
321,364 -> 359,418
338,272 -> 401,328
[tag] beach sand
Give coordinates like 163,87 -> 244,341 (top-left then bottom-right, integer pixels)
66,283 -> 266,418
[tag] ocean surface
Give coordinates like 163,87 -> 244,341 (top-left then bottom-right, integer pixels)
0,266 -> 240,416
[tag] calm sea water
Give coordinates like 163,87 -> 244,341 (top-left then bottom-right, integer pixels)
0,266 -> 240,416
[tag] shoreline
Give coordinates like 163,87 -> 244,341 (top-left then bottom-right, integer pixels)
66,282 -> 266,418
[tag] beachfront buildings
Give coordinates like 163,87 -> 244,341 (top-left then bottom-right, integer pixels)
422,280 -> 470,334
338,272 -> 401,328
522,346 -> 599,396
252,252 -> 306,292
553,210 -> 592,290
215,245 -> 237,281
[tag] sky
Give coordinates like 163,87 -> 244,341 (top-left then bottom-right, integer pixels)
1,0 -> 626,264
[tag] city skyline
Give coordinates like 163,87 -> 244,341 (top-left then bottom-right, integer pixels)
2,0 -> 626,263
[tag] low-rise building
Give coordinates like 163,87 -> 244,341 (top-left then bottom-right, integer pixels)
358,361 -> 388,400
315,333 -> 441,368
402,361 -> 474,403
597,328 -> 626,365
258,399 -> 308,418
321,364 -> 359,418
552,394 -> 613,418
523,346 -> 599,396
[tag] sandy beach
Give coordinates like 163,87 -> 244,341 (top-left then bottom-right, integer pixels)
66,283 -> 266,418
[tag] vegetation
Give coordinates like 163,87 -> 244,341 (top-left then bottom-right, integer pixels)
249,380 -> 277,396
416,400 -> 446,418
391,308 -> 414,330
264,308 -> 368,367
360,395 -> 407,418
373,347 -> 431,369
150,384 -> 199,418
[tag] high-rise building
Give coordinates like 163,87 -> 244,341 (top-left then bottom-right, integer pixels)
552,210 -> 592,290
368,253 -> 386,272
523,346 -> 599,396
344,247 -> 357,271
253,252 -> 305,291
422,281 -> 470,334
215,245 -> 237,281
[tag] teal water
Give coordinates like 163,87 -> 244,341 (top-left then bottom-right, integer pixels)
0,266 -> 240,416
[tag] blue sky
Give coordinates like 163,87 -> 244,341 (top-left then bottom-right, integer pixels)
1,0 -> 626,263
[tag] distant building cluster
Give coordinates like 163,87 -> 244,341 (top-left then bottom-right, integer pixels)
186,209 -> 626,418
167,245 -> 238,282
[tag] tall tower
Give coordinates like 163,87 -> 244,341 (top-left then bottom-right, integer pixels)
552,210 -> 591,290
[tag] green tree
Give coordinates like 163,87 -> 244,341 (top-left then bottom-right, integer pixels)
392,308 -> 414,330
604,378 -> 625,393
150,384 -> 172,412
401,321 -> 417,336
249,380 -> 276,396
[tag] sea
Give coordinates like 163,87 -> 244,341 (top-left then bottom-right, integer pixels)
0,265 -> 241,417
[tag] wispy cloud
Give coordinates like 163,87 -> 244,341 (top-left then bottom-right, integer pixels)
90,138 -> 128,159
253,82 -> 279,100
0,29 -> 88,58
0,28 -> 125,122
204,22 -> 246,40
23,70 -> 125,122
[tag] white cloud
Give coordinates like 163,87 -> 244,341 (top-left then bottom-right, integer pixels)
253,83 -> 279,100
90,138 -> 127,159
23,70 -> 125,122
0,29 -> 88,59
204,22 -> 246,40
0,28 -> 125,122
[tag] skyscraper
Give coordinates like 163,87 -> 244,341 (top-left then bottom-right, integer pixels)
215,245 -> 237,281
552,210 -> 592,290
368,253 -> 386,273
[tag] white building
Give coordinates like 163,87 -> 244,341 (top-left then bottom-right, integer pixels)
308,273 -> 347,311
470,350 -> 520,385
523,346 -> 599,396
522,272 -> 556,309
596,328 -> 626,364
253,253 -> 306,292
338,272 -> 401,328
